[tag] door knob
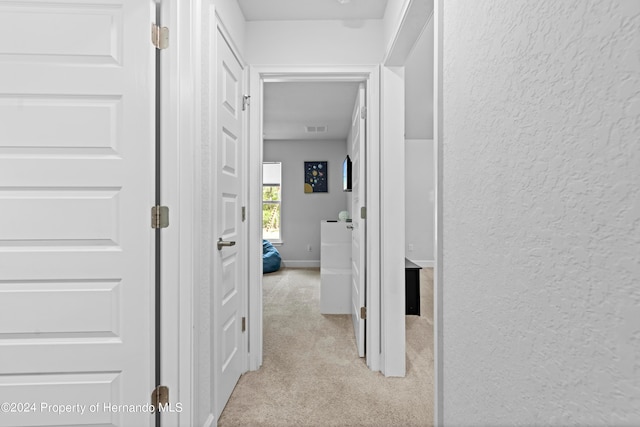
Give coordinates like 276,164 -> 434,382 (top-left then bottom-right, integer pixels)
346,224 -> 354,230
217,238 -> 236,250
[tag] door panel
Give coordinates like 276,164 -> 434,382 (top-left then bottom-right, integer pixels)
0,3 -> 122,64
0,95 -> 120,151
215,27 -> 245,418
351,83 -> 367,358
0,1 -> 155,426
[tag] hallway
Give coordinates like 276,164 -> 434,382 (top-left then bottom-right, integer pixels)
218,267 -> 434,426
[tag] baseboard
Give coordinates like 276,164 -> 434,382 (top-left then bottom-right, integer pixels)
282,260 -> 320,268
409,259 -> 434,268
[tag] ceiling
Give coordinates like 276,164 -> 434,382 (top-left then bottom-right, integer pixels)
263,82 -> 360,141
238,0 -> 388,141
237,0 -> 389,22
239,0 -> 432,142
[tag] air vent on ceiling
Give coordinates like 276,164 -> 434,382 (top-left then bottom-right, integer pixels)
305,125 -> 328,133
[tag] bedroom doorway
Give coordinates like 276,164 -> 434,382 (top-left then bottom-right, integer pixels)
248,67 -> 382,373
260,81 -> 358,268
259,78 -> 363,357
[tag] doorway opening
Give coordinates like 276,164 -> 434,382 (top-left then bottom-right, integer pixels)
260,79 -> 362,351
247,67 -> 382,374
401,2 -> 436,420
261,81 -> 359,264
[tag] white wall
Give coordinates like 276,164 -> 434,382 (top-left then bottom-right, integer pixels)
245,20 -> 384,64
442,1 -> 640,425
264,139 -> 348,266
404,16 -> 433,140
403,10 -> 434,267
405,139 -> 434,265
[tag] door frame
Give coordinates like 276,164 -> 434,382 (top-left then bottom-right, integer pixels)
434,1 -> 444,424
158,0 -> 200,425
383,0 -> 441,421
247,66 -> 381,373
161,0 -> 253,425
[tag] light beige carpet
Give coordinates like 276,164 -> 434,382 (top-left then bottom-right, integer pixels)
218,267 -> 434,427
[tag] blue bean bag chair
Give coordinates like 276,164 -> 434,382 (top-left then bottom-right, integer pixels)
263,239 -> 281,273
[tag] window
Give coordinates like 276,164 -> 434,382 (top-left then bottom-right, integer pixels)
263,162 -> 281,242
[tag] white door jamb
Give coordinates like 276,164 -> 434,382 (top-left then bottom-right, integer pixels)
159,0 -> 196,425
434,0 -> 444,423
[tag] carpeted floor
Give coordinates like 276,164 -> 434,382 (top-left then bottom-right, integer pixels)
218,267 -> 434,427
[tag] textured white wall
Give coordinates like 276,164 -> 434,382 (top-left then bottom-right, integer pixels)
264,140 -> 348,266
443,1 -> 640,425
405,139 -> 434,265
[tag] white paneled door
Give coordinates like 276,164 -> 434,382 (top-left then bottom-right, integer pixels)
0,1 -> 155,426
351,83 -> 367,358
214,27 -> 246,418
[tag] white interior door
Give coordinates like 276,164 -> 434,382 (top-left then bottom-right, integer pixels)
214,27 -> 245,418
0,1 -> 155,426
351,83 -> 367,358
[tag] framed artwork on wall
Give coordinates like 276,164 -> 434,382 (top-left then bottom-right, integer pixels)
304,161 -> 328,193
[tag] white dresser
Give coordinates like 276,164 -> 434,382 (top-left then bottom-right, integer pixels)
320,220 -> 352,314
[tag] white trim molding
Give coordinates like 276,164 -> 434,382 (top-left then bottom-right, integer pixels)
434,0 -> 444,424
380,65 -> 406,377
160,0 -> 197,425
384,0 -> 434,66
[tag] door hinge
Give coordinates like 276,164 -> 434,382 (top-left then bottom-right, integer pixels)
360,206 -> 366,219
242,316 -> 246,332
242,95 -> 251,111
360,306 -> 367,320
152,23 -> 169,49
361,106 -> 367,120
242,206 -> 246,222
151,385 -> 169,407
152,205 -> 169,229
